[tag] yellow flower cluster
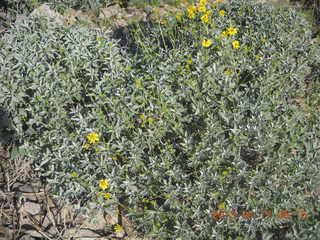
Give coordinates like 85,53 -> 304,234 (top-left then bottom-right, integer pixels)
224,69 -> 233,76
183,0 -> 233,48
227,27 -> 238,36
175,12 -> 183,21
201,14 -> 209,23
114,224 -> 123,232
202,39 -> 213,48
218,202 -> 226,209
220,27 -> 238,39
199,0 -> 207,5
198,5 -> 206,13
185,58 -> 193,71
139,113 -> 155,125
232,40 -> 240,49
87,132 -> 101,144
219,9 -> 226,17
218,27 -> 241,49
187,5 -> 197,19
187,0 -> 211,20
184,0 -> 226,24
83,132 -> 101,150
97,179 -> 112,200
99,179 -> 109,190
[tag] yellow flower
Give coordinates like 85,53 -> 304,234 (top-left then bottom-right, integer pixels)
176,12 -> 183,20
205,10 -> 213,16
147,117 -> 155,124
218,202 -> 226,209
224,69 -> 233,76
222,170 -> 229,176
139,114 -> 146,120
243,46 -> 252,52
112,156 -> 118,161
219,10 -> 226,16
83,143 -> 91,150
188,11 -> 196,19
201,14 -> 209,23
96,37 -> 103,42
86,132 -> 101,144
202,39 -> 213,47
135,80 -> 142,88
227,27 -> 238,36
198,5 -> 206,13
199,0 -> 208,6
187,5 -> 197,13
104,192 -> 112,200
221,31 -> 229,38
232,40 -> 240,49
99,179 -> 109,190
186,59 -> 193,65
255,55 -> 262,60
114,224 -> 123,232
153,8 -> 160,15
71,171 -> 78,177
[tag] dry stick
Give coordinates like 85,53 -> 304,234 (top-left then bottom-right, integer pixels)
12,191 -> 22,240
0,201 -> 10,239
44,188 -> 62,237
43,188 -> 74,240
24,213 -> 55,240
315,0 -> 320,23
117,197 -> 129,238
0,159 -> 8,192
117,203 -> 123,227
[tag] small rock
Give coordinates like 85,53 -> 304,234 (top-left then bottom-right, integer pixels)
99,5 -> 125,19
23,229 -> 45,239
21,201 -> 42,215
0,225 -> 10,240
64,228 -> 105,239
64,8 -> 95,26
78,210 -> 107,230
114,230 -> 126,238
12,183 -> 41,193
14,14 -> 28,25
30,4 -> 64,25
19,233 -> 39,240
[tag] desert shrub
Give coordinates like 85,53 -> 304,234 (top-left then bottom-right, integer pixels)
291,0 -> 320,24
2,0 -> 109,15
0,15 -> 132,205
1,0 -> 320,239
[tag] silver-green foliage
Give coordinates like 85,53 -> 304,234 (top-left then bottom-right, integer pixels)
1,0 -> 320,239
0,15 -> 131,201
3,0 -> 109,15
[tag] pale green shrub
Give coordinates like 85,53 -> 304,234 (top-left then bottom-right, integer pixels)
3,0 -> 109,15
1,0 -> 320,239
